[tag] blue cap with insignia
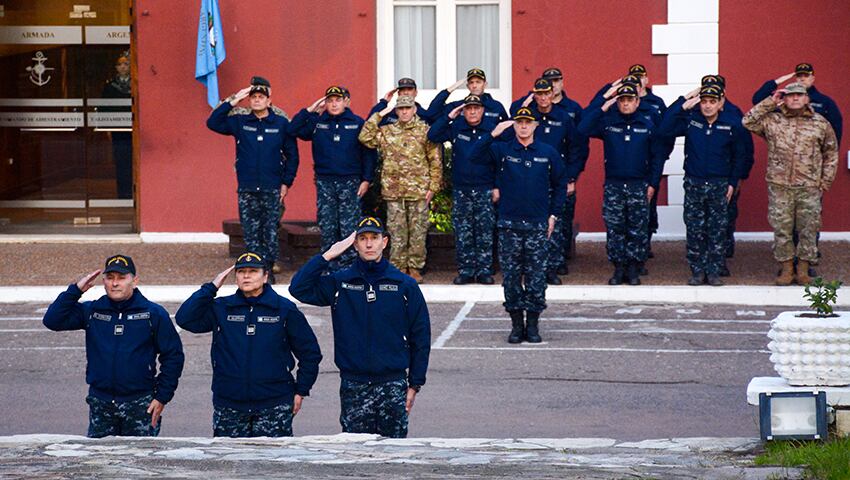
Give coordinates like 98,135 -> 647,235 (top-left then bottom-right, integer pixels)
513,107 -> 536,121
356,216 -> 385,235
104,254 -> 136,275
235,252 -> 266,269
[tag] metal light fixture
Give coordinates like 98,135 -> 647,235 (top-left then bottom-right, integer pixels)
759,391 -> 828,441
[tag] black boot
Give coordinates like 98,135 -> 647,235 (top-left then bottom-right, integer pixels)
507,311 -> 524,344
525,311 -> 542,343
719,262 -> 731,277
626,262 -> 641,285
556,265 -> 569,275
545,271 -> 562,285
608,264 -> 625,285
687,271 -> 706,286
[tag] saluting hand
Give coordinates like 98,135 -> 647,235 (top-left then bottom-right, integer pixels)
212,265 -> 235,289
307,96 -> 327,113
379,102 -> 395,117
682,96 -> 701,110
771,89 -> 786,106
603,82 -> 620,100
230,87 -> 252,106
447,78 -> 466,93
685,86 -> 701,99
491,120 -> 514,137
521,93 -> 535,108
448,104 -> 465,120
323,231 -> 356,261
75,269 -> 102,293
601,97 -> 618,112
383,88 -> 398,103
775,72 -> 796,85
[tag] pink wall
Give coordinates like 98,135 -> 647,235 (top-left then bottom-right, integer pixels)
136,0 -> 376,231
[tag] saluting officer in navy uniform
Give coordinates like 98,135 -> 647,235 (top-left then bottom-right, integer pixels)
469,107 -> 567,344
207,76 -> 300,283
578,85 -> 667,286
428,94 -> 498,285
427,68 -> 508,129
369,77 -> 434,126
43,255 -> 185,438
700,75 -> 755,272
661,85 -> 748,286
290,217 -> 431,438
290,86 -> 377,272
176,252 -> 322,438
510,67 -> 584,125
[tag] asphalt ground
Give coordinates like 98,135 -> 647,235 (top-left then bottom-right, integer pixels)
0,300 -> 782,441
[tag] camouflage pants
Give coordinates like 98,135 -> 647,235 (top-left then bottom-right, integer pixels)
238,190 -> 283,266
212,401 -> 294,437
683,178 -> 728,275
86,394 -> 159,438
386,199 -> 429,271
339,379 -> 408,438
725,187 -> 741,257
452,188 -> 495,277
602,182 -> 649,264
546,191 -> 577,272
317,178 -> 361,271
767,183 -> 822,262
499,226 -> 548,313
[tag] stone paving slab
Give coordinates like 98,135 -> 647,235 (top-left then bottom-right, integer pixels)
0,434 -> 801,479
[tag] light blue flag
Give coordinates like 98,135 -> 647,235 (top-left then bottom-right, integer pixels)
195,0 -> 226,108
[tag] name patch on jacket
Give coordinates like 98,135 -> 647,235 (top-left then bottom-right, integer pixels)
716,125 -> 731,131
127,312 -> 151,320
505,155 -> 521,163
344,124 -> 359,129
257,316 -> 280,323
633,128 -> 649,133
533,157 -> 549,163
485,112 -> 499,117
607,126 -> 623,133
242,126 -> 257,132
811,102 -> 823,109
265,128 -> 279,133
316,123 -> 330,129
341,282 -> 364,291
548,121 -> 563,127
457,134 -> 471,141
92,312 -> 111,322
689,120 -> 704,129
227,315 -> 246,322
379,284 -> 399,292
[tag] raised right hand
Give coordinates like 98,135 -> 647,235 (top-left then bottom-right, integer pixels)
601,97 -> 618,112
448,104 -> 465,119
383,88 -> 398,102
447,78 -> 466,93
323,231 -> 357,261
307,96 -> 327,113
212,265 -> 235,289
75,270 -> 102,292
491,120 -> 514,137
230,87 -> 252,106
775,72 -> 796,85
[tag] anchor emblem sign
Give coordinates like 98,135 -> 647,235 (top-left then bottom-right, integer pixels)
26,51 -> 54,87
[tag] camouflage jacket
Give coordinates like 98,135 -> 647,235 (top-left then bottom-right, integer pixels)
743,98 -> 839,190
359,113 -> 442,200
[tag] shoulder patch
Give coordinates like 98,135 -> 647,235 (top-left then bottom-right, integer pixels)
228,106 -> 250,116
270,105 -> 290,120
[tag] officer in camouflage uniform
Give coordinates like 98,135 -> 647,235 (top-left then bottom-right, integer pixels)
578,85 -> 667,285
290,86 -> 376,272
743,82 -> 838,286
427,94 -> 498,285
176,252 -> 322,437
661,85 -> 748,286
359,95 -> 442,283
290,217 -> 431,438
43,255 -> 184,438
469,108 -> 566,343
207,76 -> 300,283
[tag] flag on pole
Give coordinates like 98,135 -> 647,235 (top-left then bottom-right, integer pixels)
195,0 -> 226,108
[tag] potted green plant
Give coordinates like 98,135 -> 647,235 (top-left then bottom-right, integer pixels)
767,278 -> 849,386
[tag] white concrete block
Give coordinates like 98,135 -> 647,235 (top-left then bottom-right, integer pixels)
667,0 -> 718,23
657,205 -> 685,235
747,377 -> 850,406
667,54 -> 719,85
652,84 -> 694,106
652,23 -> 718,55
667,174 -> 685,205
663,145 -> 685,175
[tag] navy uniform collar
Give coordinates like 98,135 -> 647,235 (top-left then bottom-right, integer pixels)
321,108 -> 357,122
225,284 -> 280,308
92,288 -> 147,311
509,138 -> 538,151
337,257 -> 407,283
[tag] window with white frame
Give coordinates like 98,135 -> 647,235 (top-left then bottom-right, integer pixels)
377,0 -> 512,108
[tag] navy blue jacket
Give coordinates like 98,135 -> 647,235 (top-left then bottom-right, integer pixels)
175,283 -> 322,411
642,88 -> 667,116
752,81 -> 843,143
469,135 -> 567,226
289,108 -> 377,182
427,114 -> 497,190
510,91 -> 584,124
368,99 -> 434,126
527,104 -> 590,182
289,255 -> 430,386
207,103 -> 300,190
426,90 -> 508,129
660,97 -> 748,187
43,285 -> 184,404
590,83 -> 664,126
578,103 -> 667,189
717,98 -> 756,179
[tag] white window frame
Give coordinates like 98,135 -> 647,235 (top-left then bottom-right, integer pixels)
376,0 -> 512,110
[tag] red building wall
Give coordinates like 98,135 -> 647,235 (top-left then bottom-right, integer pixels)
136,0 -> 848,233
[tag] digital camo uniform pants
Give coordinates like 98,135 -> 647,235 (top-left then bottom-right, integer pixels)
767,183 -> 822,262
683,178 -> 728,276
238,190 -> 283,267
386,199 -> 429,272
453,188 -> 495,277
602,182 -> 649,265
339,379 -> 408,438
725,187 -> 741,257
87,394 -> 159,438
316,178 -> 361,271
546,191 -> 577,272
212,401 -> 294,437
499,223 -> 548,313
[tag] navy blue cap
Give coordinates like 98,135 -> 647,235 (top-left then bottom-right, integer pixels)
795,63 -> 814,75
325,86 -> 345,98
533,78 -> 552,93
356,216 -> 385,235
541,67 -> 563,80
513,107 -> 536,121
397,77 -> 417,89
467,68 -> 486,81
235,252 -> 265,269
104,254 -> 136,275
463,94 -> 483,106
616,85 -> 639,98
628,64 -> 647,76
249,76 -> 271,96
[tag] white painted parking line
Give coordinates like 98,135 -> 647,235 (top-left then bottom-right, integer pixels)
434,346 -> 769,354
0,347 -> 84,351
464,317 -> 771,324
460,328 -> 767,335
432,301 -> 475,349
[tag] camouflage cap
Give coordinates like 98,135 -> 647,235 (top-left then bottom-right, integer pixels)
249,76 -> 271,96
395,95 -> 416,108
784,82 -> 808,95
